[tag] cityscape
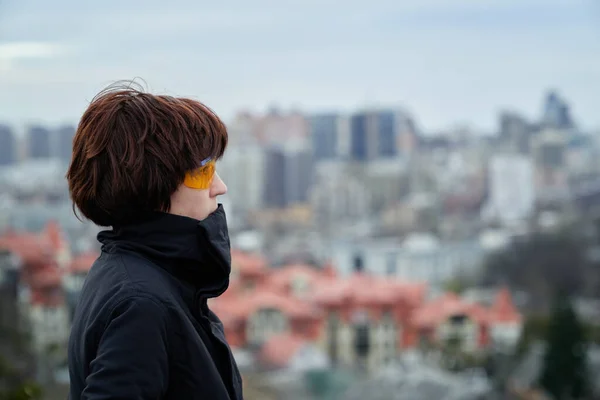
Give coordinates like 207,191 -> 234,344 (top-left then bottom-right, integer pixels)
1,88 -> 600,399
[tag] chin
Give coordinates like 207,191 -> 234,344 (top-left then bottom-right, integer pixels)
195,205 -> 217,221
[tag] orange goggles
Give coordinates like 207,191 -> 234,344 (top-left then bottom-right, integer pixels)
183,158 -> 216,189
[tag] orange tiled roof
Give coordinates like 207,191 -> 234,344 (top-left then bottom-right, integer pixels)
265,263 -> 334,293
411,293 -> 489,328
0,221 -> 66,267
29,267 -> 63,288
213,287 -> 320,322
45,220 -> 65,250
313,273 -> 427,308
231,249 -> 268,277
244,289 -> 320,319
490,287 -> 521,324
30,289 -> 65,307
0,233 -> 55,266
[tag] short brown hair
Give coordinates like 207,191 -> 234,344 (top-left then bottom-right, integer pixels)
66,82 -> 228,227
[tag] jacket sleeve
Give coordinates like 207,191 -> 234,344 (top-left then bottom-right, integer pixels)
82,295 -> 171,400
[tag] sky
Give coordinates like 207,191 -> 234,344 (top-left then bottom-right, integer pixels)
0,0 -> 599,133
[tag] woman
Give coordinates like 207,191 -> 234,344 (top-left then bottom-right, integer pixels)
66,82 -> 243,399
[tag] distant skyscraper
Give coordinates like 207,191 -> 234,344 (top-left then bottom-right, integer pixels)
286,150 -> 314,205
534,130 -> 566,169
256,110 -> 308,145
350,110 -> 401,161
27,126 -> 52,159
0,125 -> 17,166
263,141 -> 314,208
263,147 -> 287,208
219,143 -> 266,214
377,111 -> 396,158
309,114 -> 338,160
350,113 -> 370,161
542,90 -> 574,130
56,125 -> 76,162
499,112 -> 532,154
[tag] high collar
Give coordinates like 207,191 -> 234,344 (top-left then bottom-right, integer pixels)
97,204 -> 231,298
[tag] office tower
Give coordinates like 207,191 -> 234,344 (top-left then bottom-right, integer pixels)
0,125 -> 17,166
27,125 -> 52,159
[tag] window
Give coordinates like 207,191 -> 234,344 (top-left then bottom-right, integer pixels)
291,274 -> 309,296
353,253 -> 364,273
248,308 -> 287,346
354,324 -> 370,357
449,314 -> 467,325
328,312 -> 340,365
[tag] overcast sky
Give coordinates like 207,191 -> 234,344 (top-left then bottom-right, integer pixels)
0,0 -> 599,132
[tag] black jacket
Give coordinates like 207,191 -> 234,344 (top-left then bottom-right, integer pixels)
68,205 -> 243,400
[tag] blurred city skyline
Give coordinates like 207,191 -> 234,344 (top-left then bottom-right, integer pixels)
1,0 -> 599,131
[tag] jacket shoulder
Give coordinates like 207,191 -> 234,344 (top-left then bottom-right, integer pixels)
92,252 -> 179,302
76,252 -> 182,332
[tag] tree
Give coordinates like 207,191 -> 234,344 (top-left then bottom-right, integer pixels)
481,232 -> 588,312
515,315 -> 549,357
443,277 -> 468,295
539,294 -> 589,399
0,252 -> 43,400
0,327 -> 43,400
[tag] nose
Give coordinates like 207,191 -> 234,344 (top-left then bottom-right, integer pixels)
211,173 -> 228,197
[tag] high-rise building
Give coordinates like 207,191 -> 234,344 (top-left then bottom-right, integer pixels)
311,172 -> 371,233
218,143 -> 267,215
56,125 -> 76,163
286,149 -> 314,205
377,111 -> 396,158
256,109 -> 308,145
499,112 -> 532,154
0,125 -> 17,166
542,90 -> 574,130
349,110 -> 406,162
263,147 -> 287,208
263,140 -> 314,209
533,130 -> 566,169
309,114 -> 338,160
27,126 -> 53,159
350,113 -> 370,161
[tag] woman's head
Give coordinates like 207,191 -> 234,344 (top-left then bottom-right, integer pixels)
67,82 -> 228,226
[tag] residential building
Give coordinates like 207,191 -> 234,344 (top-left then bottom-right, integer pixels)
531,130 -> 570,203
56,125 -> 75,163
0,222 -> 71,364
349,111 -> 378,161
349,109 -> 418,161
27,125 -> 53,159
0,124 -> 18,166
541,90 -> 575,130
484,154 -> 535,224
309,114 -> 339,161
63,252 -> 97,320
330,234 -> 486,286
210,251 -> 522,373
241,109 -> 309,146
310,171 -> 371,234
498,112 -> 532,154
219,143 -> 267,217
263,139 -> 314,209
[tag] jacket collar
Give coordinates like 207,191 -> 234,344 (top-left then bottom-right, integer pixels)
97,204 -> 231,298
